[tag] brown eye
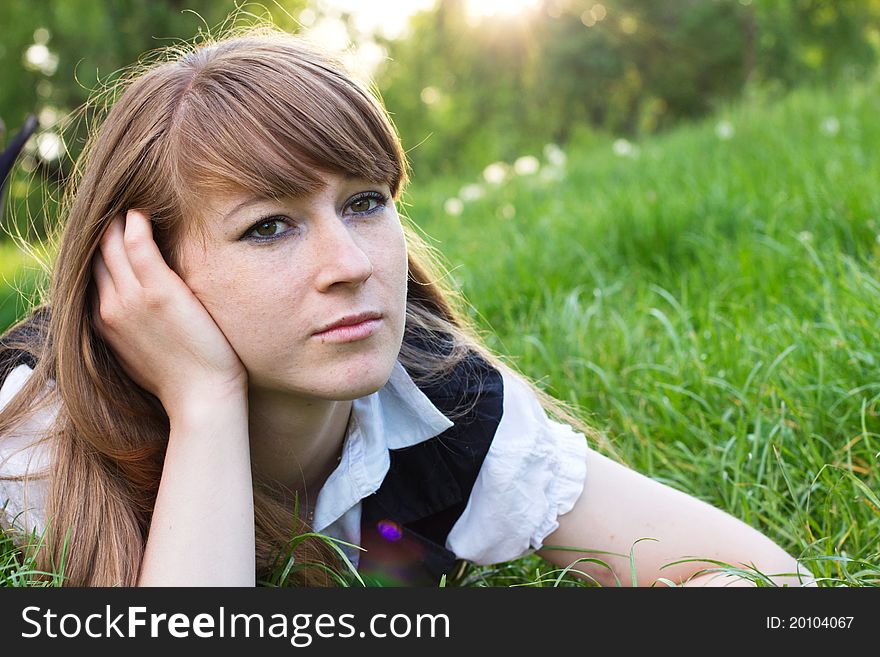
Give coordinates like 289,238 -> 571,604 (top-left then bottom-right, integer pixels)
347,191 -> 388,216
254,220 -> 282,237
243,217 -> 293,242
350,198 -> 376,213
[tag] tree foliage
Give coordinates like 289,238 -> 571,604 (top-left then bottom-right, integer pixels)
377,0 -> 880,177
0,0 -> 305,239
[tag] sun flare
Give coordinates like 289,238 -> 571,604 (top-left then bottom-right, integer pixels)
466,0 -> 541,19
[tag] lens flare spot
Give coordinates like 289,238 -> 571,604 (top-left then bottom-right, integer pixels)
377,519 -> 403,542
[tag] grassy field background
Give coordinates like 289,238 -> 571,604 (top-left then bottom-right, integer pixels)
2,74 -> 879,586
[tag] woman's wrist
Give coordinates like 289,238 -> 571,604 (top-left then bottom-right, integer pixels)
165,377 -> 249,429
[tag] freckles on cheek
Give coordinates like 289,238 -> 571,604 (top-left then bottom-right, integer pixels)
181,272 -> 248,327
185,271 -> 231,307
379,227 -> 408,276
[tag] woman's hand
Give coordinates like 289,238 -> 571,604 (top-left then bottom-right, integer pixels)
91,209 -> 248,417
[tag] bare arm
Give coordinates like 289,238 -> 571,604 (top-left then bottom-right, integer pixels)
537,448 -> 814,587
136,385 -> 254,586
92,210 -> 254,586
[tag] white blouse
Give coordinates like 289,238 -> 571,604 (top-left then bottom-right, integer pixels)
0,359 -> 588,567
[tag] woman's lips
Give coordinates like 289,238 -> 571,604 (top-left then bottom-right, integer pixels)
312,318 -> 382,343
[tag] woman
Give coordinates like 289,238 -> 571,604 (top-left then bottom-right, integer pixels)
0,27 -> 813,587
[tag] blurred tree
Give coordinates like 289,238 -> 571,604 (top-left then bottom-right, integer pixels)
753,0 -> 879,86
0,0 -> 305,240
377,0 -> 880,179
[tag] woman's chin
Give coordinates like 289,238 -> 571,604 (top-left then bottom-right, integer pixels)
298,376 -> 389,402
321,345 -> 401,398
251,355 -> 397,401
327,364 -> 396,400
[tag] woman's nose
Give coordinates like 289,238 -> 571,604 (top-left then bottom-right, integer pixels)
312,214 -> 374,291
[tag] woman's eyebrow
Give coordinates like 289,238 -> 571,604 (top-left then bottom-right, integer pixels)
223,196 -> 267,222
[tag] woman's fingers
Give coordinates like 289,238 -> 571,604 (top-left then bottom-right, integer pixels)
98,209 -> 169,292
87,207 -> 247,409
90,250 -> 118,334
91,249 -> 115,299
123,209 -> 171,288
97,213 -> 139,292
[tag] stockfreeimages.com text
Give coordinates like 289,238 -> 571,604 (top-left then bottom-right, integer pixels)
21,605 -> 451,646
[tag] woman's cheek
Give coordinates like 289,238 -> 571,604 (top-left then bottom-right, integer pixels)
384,223 -> 408,280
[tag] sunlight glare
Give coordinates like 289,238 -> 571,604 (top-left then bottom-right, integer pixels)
467,0 -> 540,18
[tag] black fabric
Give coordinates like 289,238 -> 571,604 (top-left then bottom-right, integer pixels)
0,306 -> 48,384
358,344 -> 504,586
0,349 -> 37,382
0,115 -> 38,190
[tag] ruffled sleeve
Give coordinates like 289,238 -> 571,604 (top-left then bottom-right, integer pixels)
0,364 -> 52,537
445,367 -> 588,565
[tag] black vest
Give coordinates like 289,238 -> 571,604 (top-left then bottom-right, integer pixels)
358,345 -> 503,586
0,320 -> 504,587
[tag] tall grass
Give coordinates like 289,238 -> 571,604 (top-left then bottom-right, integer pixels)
2,75 -> 879,585
401,76 -> 880,586
0,241 -> 48,330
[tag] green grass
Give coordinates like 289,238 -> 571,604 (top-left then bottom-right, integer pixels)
0,240 -> 48,330
2,74 -> 880,586
401,74 -> 880,587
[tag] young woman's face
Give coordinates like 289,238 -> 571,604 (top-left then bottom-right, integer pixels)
174,171 -> 409,400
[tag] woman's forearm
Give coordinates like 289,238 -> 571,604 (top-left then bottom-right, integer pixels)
538,449 -> 818,587
137,387 -> 255,586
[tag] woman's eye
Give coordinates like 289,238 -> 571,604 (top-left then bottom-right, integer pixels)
350,197 -> 376,213
347,192 -> 387,215
248,218 -> 288,240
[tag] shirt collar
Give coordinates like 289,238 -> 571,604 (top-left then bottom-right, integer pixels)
370,359 -> 455,449
311,359 -> 454,531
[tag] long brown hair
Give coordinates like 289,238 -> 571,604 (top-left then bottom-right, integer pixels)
0,24 -> 604,586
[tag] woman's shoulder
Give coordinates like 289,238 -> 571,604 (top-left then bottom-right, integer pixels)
0,304 -> 50,379
1,362 -> 37,409
445,366 -> 591,565
0,361 -> 53,539
0,361 -> 56,477
0,306 -> 57,456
